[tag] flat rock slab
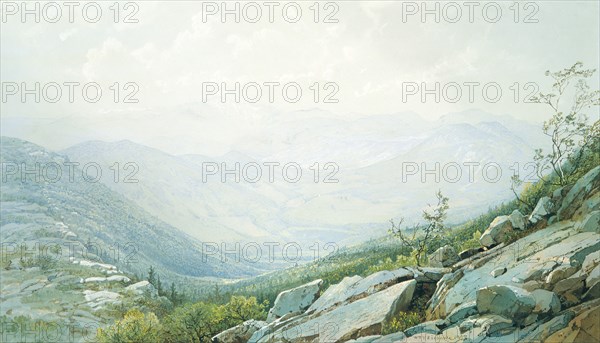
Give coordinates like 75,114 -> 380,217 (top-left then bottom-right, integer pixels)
260,280 -> 417,343
267,279 -> 323,322
309,269 -> 413,313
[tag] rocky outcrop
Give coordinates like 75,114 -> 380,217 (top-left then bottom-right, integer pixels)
422,169 -> 599,341
266,279 -> 322,322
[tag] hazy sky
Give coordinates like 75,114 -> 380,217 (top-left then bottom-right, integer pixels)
1,1 -> 599,155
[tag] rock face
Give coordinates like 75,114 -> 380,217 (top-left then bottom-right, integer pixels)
480,215 -> 514,247
266,279 -> 323,322
213,320 -> 266,343
429,245 -> 459,268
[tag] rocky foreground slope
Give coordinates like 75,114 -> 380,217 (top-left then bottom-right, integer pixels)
213,166 -> 600,343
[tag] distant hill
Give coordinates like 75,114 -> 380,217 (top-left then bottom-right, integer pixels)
59,109 -> 548,247
0,136 -> 264,280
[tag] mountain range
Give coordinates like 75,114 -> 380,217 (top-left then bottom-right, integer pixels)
52,109 -> 549,249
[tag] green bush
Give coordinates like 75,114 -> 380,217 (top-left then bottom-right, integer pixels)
97,295 -> 267,342
459,230 -> 482,252
222,295 -> 268,326
160,302 -> 225,343
96,309 -> 162,343
382,311 -> 422,335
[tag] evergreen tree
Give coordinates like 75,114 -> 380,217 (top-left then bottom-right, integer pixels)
148,265 -> 157,286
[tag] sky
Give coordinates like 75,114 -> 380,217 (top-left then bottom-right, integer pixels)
1,1 -> 599,155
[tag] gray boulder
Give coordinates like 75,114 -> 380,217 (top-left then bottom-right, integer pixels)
529,196 -> 553,225
406,267 -> 449,283
480,216 -> 514,247
476,285 -> 535,324
491,267 -> 507,278
546,264 -> 578,285
267,279 -> 322,322
509,209 -> 527,230
531,289 -> 561,315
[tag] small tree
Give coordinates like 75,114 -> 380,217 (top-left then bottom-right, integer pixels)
169,282 -> 180,306
147,266 -> 157,287
156,275 -> 163,296
529,62 -> 600,186
389,190 -> 450,266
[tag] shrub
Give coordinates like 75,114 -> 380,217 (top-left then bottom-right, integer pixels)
161,302 -> 225,343
459,230 -> 482,252
382,311 -> 422,335
96,309 -> 162,343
